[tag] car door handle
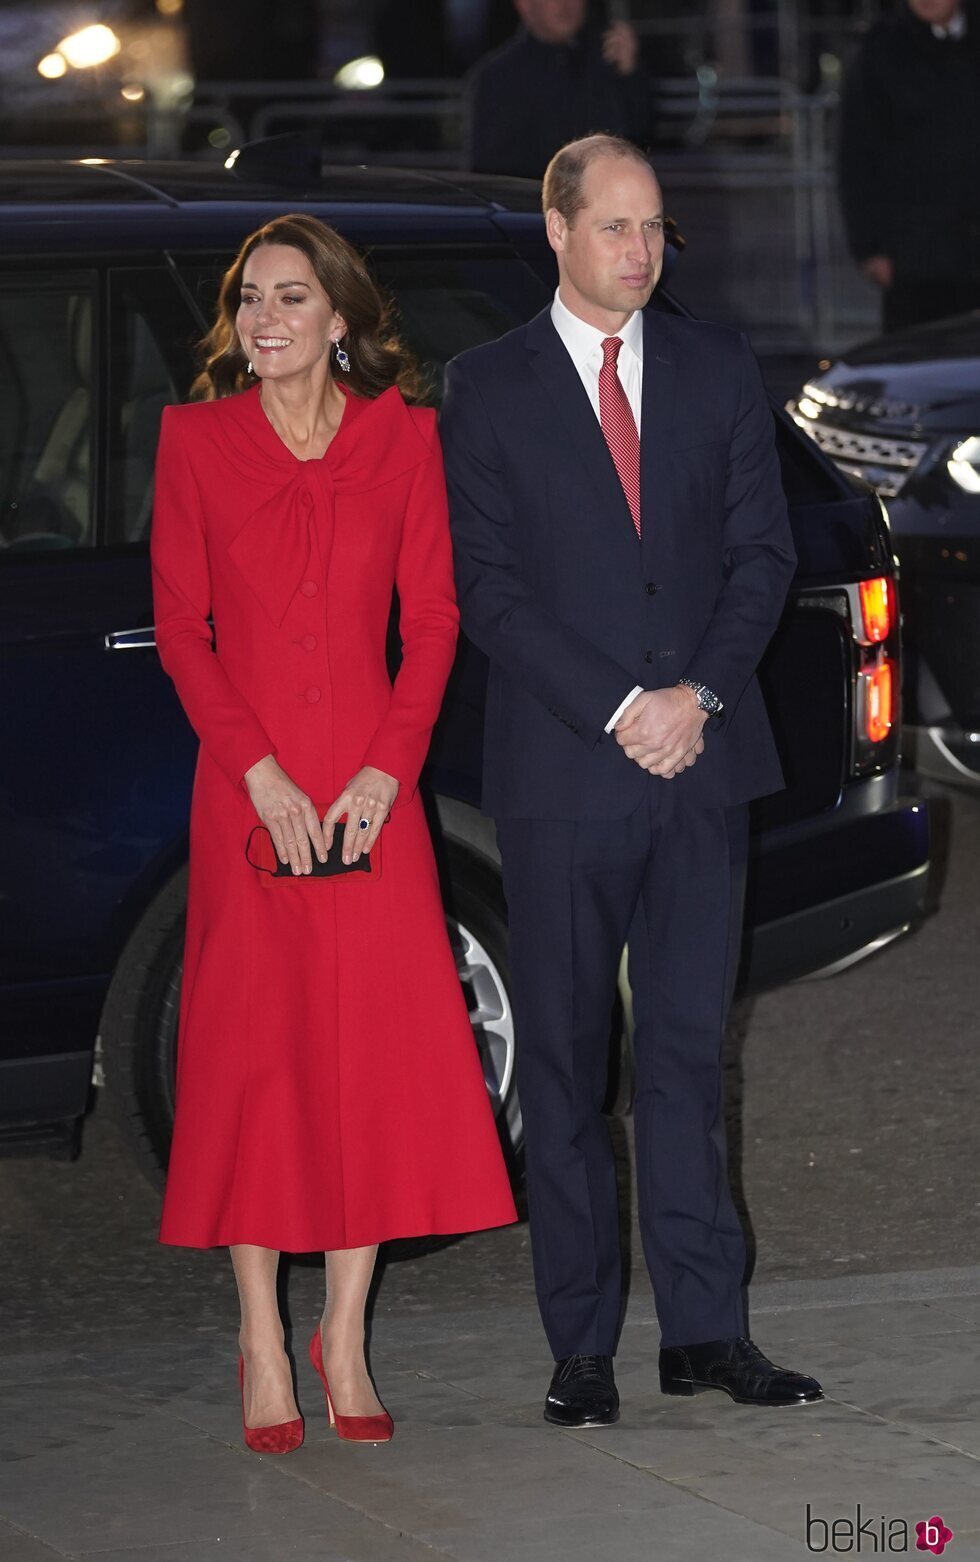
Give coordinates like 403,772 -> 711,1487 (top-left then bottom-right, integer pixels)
104,626 -> 156,650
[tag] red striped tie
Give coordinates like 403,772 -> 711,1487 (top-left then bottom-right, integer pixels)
598,336 -> 641,538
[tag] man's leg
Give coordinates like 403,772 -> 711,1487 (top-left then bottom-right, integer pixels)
497,810 -> 649,1359
628,800 -> 749,1349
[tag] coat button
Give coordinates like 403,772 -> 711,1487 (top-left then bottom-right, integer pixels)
645,582 -> 659,595
305,686 -> 321,703
300,581 -> 317,597
301,634 -> 317,651
644,651 -> 653,664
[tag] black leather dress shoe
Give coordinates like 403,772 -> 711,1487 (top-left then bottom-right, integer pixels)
544,1354 -> 620,1427
659,1337 -> 823,1406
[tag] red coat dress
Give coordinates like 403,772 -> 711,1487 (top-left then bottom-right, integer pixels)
150,383 -> 517,1250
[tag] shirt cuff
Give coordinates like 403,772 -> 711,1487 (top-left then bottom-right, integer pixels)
605,685 -> 644,733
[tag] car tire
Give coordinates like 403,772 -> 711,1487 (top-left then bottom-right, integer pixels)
97,867 -> 186,1189
98,852 -> 524,1196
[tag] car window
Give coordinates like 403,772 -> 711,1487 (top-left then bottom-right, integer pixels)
371,250 -> 550,401
0,275 -> 97,554
106,267 -> 199,546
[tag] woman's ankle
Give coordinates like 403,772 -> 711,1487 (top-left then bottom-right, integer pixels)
239,1325 -> 287,1359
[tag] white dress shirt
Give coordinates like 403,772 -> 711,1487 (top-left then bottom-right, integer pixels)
550,288 -> 645,732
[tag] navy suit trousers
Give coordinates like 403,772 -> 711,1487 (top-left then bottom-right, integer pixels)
497,785 -> 749,1358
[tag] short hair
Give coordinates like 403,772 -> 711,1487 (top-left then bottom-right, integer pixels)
542,134 -> 655,221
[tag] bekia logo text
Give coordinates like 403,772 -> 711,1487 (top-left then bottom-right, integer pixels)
806,1505 -> 954,1554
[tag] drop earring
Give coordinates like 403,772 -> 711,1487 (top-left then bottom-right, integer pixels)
246,360 -> 253,375
335,341 -> 351,373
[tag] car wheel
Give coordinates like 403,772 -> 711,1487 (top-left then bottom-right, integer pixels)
97,867 -> 185,1188
99,855 -> 524,1192
441,844 -> 523,1185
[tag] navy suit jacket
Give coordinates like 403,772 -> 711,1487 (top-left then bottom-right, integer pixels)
440,304 -> 797,820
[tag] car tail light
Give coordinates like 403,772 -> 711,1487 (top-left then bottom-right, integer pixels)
860,660 -> 895,743
858,577 -> 893,643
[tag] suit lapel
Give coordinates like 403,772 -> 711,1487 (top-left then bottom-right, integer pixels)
525,308 -> 640,553
639,308 -> 677,573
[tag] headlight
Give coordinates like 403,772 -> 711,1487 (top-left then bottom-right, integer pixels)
947,436 -> 980,494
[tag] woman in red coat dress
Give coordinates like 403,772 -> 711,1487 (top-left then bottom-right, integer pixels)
151,214 -> 516,1452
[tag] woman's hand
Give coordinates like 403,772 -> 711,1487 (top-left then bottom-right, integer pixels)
244,754 -> 328,875
323,766 -> 400,864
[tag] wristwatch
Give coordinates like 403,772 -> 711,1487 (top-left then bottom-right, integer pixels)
677,678 -> 724,717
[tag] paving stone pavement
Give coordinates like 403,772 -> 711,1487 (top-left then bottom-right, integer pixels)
2,784 -> 979,1559
1,1271 -> 979,1561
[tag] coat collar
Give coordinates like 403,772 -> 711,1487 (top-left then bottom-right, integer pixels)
222,382 -> 429,490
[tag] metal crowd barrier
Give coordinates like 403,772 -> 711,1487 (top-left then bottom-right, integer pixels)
5,68 -> 878,354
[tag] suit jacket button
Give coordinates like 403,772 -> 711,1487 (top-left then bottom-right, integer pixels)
645,582 -> 659,595
300,581 -> 317,597
301,634 -> 317,651
644,651 -> 653,664
305,685 -> 321,703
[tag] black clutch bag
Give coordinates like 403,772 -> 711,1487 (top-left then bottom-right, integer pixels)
245,823 -> 375,879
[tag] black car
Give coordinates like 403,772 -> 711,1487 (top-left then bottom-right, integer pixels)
0,155 -> 929,1185
787,313 -> 980,788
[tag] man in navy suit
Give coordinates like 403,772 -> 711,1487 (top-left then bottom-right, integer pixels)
440,134 -> 823,1425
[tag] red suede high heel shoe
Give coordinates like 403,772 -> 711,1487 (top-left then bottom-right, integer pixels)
237,1356 -> 305,1454
308,1328 -> 394,1443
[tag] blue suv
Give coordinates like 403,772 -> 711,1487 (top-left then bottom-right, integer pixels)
0,155 -> 929,1183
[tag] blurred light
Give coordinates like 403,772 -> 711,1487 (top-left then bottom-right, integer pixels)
334,55 -> 385,90
861,661 -> 894,744
797,396 -> 821,420
121,83 -> 145,103
156,0 -> 184,13
947,435 -> 980,494
858,577 -> 892,643
224,149 -> 241,170
80,157 -> 108,165
818,359 -> 831,370
58,25 -> 121,69
801,382 -> 834,404
208,127 -> 232,149
38,53 -> 67,78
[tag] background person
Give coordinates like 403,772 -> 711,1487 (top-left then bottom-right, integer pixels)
466,0 -> 654,177
375,0 -> 515,76
441,134 -> 823,1426
839,0 -> 980,333
151,214 -> 516,1454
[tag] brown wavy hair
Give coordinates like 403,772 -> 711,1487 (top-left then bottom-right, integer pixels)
190,212 -> 429,403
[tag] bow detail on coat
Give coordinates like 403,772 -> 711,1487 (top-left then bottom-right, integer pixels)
224,385 -> 434,627
227,473 -> 318,626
